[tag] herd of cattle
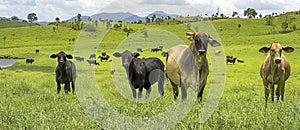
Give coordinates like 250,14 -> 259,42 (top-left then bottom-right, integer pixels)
22,31 -> 294,106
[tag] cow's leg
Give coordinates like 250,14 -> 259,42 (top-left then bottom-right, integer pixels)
146,87 -> 151,99
270,83 -> 275,102
197,82 -> 206,103
65,82 -> 70,94
138,86 -> 143,98
279,82 -> 285,101
130,86 -> 137,98
264,82 -> 269,108
170,80 -> 178,100
57,82 -> 61,94
71,81 -> 75,94
180,80 -> 187,101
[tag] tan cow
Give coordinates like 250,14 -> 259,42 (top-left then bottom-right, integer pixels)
259,42 -> 294,107
165,32 -> 221,103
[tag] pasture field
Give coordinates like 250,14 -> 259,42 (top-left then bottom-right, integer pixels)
0,16 -> 300,129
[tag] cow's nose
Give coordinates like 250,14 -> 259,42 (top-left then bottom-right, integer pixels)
275,59 -> 281,64
198,50 -> 206,55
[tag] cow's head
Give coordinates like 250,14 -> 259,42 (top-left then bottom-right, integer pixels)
186,32 -> 221,56
50,51 -> 73,67
259,42 -> 294,64
113,50 -> 139,72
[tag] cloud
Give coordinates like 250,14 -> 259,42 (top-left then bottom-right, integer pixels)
140,0 -> 188,5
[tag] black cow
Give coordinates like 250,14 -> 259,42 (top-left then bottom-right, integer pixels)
50,51 -> 76,94
98,52 -> 110,62
75,56 -> 84,62
35,49 -> 39,54
26,58 -> 34,64
89,54 -> 96,59
151,47 -> 163,52
113,50 -> 165,98
226,57 -> 237,64
137,48 -> 143,52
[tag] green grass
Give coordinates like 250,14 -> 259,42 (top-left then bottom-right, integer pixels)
0,16 -> 300,129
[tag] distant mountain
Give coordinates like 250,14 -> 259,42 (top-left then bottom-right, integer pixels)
122,15 -> 146,23
37,21 -> 50,25
65,16 -> 90,22
146,11 -> 179,19
91,12 -> 134,22
0,17 -> 10,20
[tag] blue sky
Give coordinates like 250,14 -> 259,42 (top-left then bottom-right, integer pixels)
0,0 -> 299,21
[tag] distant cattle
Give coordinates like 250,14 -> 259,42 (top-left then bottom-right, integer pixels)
50,51 -> 76,94
113,50 -> 165,98
226,57 -> 237,64
35,49 -> 39,54
26,58 -> 34,64
98,52 -> 110,62
164,32 -> 221,103
137,48 -> 143,52
89,54 -> 96,59
86,59 -> 99,65
75,56 -> 84,62
151,46 -> 163,52
215,50 -> 222,55
259,42 -> 294,108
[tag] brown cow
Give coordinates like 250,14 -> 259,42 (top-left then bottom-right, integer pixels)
259,42 -> 294,108
165,32 -> 221,103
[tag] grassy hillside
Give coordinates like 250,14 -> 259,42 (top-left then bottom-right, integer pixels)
0,16 -> 300,129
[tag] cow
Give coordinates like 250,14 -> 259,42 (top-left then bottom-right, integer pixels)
113,50 -> 164,98
226,57 -> 237,64
50,51 -> 76,94
151,46 -> 163,52
89,54 -> 96,59
35,49 -> 39,54
75,56 -> 84,62
98,52 -> 110,62
164,32 -> 221,103
87,59 -> 99,65
215,50 -> 221,55
259,42 -> 294,108
137,48 -> 143,52
26,58 -> 34,64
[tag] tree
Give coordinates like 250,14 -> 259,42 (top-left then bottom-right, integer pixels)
3,36 -> 6,48
244,8 -> 257,18
11,16 -> 19,21
264,14 -> 274,25
88,17 -> 92,24
27,13 -> 38,26
232,11 -> 238,18
76,13 -> 82,30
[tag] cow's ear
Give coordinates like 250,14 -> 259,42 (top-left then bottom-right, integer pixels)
259,47 -> 270,53
50,54 -> 57,58
209,39 -> 221,47
133,52 -> 140,58
282,46 -> 294,53
113,52 -> 122,58
66,54 -> 73,59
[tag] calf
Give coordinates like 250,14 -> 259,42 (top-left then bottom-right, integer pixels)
259,42 -> 294,107
87,59 -> 99,65
35,49 -> 39,54
50,51 -> 76,94
165,32 -> 220,103
113,50 -> 164,98
26,58 -> 34,64
226,57 -> 237,64
89,54 -> 96,59
98,52 -> 110,62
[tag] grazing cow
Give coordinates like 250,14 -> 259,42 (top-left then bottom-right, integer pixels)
86,59 -> 99,65
151,46 -> 163,52
165,32 -> 221,103
50,51 -> 76,94
137,48 -> 143,52
98,52 -> 110,62
89,54 -> 96,59
35,49 -> 39,54
259,42 -> 294,107
26,58 -> 34,64
113,50 -> 164,98
75,56 -> 84,62
226,57 -> 237,64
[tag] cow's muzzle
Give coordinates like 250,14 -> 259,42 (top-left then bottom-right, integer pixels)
198,50 -> 206,55
275,58 -> 281,64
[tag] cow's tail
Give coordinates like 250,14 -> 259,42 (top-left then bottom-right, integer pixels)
158,68 -> 165,96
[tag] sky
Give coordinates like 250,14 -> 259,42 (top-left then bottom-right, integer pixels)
0,0 -> 299,22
